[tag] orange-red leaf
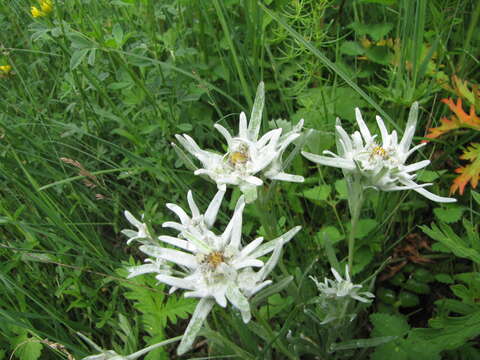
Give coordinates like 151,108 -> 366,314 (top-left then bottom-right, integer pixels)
426,98 -> 480,140
450,143 -> 480,195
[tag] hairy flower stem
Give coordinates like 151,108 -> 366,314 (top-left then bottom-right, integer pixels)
347,178 -> 364,271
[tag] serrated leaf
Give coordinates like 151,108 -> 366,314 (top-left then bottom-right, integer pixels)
300,185 -> 331,204
410,310 -> 480,351
354,219 -> 378,239
433,205 -> 464,223
335,179 -> 348,199
11,336 -> 43,360
370,313 -> 410,337
451,142 -> 480,194
426,98 -> 480,140
163,296 -> 196,326
316,226 -> 344,245
448,76 -> 480,110
352,246 -> 373,274
416,170 -> 445,182
348,22 -> 393,42
420,223 -> 480,264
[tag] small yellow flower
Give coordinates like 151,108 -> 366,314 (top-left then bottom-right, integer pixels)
40,0 -> 53,13
31,0 -> 53,18
0,65 -> 13,78
0,65 -> 12,74
31,5 -> 43,17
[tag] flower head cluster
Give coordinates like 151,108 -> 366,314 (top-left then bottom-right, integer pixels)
175,82 -> 304,202
311,266 -> 374,304
123,191 -> 301,355
310,266 -> 374,325
31,0 -> 53,18
302,103 -> 456,203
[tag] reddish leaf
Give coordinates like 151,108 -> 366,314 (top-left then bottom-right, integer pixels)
426,98 -> 480,140
450,143 -> 480,195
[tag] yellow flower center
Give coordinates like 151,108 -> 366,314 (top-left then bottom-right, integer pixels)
205,251 -> 224,269
370,146 -> 389,160
229,151 -> 249,165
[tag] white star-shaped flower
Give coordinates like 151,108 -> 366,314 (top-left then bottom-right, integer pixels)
127,192 -> 301,355
175,82 -> 304,202
311,265 -> 374,304
302,103 -> 456,203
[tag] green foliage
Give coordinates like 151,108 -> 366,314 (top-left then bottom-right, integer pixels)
0,0 -> 479,358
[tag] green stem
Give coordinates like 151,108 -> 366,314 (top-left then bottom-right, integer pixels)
347,181 -> 364,271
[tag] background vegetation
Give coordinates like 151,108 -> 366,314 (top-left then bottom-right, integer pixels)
0,0 -> 479,358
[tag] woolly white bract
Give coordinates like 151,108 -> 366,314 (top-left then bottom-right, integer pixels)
302,103 -> 456,203
311,266 -> 374,304
175,82 -> 304,203
124,191 -> 301,355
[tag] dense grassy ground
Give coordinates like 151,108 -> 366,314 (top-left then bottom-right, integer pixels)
1,0 -> 480,359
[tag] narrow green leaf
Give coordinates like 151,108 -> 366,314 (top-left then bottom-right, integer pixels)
70,48 -> 89,70
330,336 -> 397,351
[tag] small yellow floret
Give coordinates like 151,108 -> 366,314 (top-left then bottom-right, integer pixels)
205,251 -> 224,269
370,146 -> 389,160
31,0 -> 53,17
229,151 -> 248,165
0,65 -> 12,74
31,6 -> 43,17
40,0 -> 53,13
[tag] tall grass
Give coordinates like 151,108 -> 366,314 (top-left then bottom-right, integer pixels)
0,0 -> 478,358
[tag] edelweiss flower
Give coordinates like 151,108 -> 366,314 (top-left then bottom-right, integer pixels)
302,103 -> 456,203
311,266 -> 374,303
127,191 -> 301,355
175,82 -> 304,202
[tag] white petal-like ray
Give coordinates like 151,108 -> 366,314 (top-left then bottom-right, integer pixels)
204,189 -> 225,228
375,116 -> 389,147
355,107 -> 372,143
158,235 -> 196,252
187,190 -> 200,218
239,111 -> 248,139
302,151 -> 356,170
214,124 -> 234,148
166,203 -> 190,224
403,160 -> 430,173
